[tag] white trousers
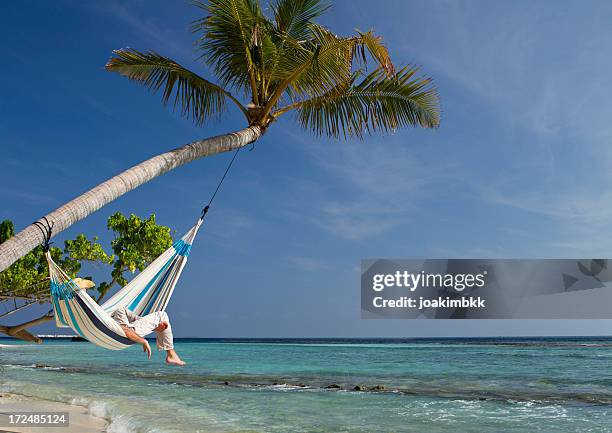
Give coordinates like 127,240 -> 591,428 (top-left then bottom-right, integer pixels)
112,308 -> 174,350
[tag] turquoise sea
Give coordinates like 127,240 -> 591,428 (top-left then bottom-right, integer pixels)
2,337 -> 612,432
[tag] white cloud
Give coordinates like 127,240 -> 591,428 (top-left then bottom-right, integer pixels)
0,189 -> 59,206
391,1 -> 612,254
98,1 -> 194,60
404,1 -> 612,144
279,127 -> 459,240
287,256 -> 334,272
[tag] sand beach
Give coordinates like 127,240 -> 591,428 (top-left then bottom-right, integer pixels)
0,392 -> 106,433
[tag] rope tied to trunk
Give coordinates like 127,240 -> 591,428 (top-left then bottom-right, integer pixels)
33,217 -> 54,252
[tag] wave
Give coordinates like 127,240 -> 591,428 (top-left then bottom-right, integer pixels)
0,381 -> 150,433
4,361 -> 612,407
70,396 -> 141,433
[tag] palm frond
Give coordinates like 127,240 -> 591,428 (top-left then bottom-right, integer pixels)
264,26 -> 356,113
294,66 -> 440,138
272,0 -> 329,41
266,26 -> 398,112
354,30 -> 395,76
291,27 -> 353,95
192,0 -> 264,101
107,2 -> 441,136
105,48 -> 246,124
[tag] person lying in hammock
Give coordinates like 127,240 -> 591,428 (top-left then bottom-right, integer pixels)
111,307 -> 186,366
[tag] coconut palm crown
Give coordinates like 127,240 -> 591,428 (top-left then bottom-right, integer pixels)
106,0 -> 440,138
0,0 -> 440,274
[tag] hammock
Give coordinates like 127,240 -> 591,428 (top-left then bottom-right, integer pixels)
44,218 -> 203,350
38,148 -> 242,350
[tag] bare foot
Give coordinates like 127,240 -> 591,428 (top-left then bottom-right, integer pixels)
166,354 -> 186,366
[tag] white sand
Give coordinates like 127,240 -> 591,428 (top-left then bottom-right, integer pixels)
0,393 -> 107,433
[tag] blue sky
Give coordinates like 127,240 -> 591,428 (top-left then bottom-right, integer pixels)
3,0 -> 612,337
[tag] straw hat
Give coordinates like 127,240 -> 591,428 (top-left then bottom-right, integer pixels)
73,278 -> 95,290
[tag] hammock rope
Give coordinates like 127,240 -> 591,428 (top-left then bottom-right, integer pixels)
38,148 -> 243,350
201,147 -> 241,219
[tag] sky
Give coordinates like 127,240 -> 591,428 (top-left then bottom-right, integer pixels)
3,0 -> 612,337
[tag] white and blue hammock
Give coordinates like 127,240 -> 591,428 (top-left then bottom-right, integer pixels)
44,217 -> 203,350
40,148 -> 242,350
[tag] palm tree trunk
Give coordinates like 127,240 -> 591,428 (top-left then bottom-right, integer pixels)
0,325 -> 43,343
0,313 -> 52,343
0,126 -> 262,273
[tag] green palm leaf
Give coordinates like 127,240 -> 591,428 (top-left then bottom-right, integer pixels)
273,0 -> 330,41
192,0 -> 263,102
105,48 -> 246,125
264,25 -> 397,114
108,1 -> 441,136
294,66 -> 440,138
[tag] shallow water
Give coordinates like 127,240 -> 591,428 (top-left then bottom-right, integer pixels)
2,338 -> 612,432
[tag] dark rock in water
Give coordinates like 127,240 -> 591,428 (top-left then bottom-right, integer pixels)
224,381 -> 230,385
273,382 -> 279,385
353,385 -> 367,391
35,363 -> 47,368
325,384 -> 341,389
297,383 -> 306,387
371,385 -> 386,391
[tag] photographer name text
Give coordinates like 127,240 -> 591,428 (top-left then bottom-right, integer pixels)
370,270 -> 486,310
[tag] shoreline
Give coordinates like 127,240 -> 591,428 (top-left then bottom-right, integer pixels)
2,339 -> 612,432
0,392 -> 107,433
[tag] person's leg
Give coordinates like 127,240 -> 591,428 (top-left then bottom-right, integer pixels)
154,312 -> 185,366
164,348 -> 185,366
130,311 -> 185,366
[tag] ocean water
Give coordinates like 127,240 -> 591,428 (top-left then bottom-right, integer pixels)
2,338 -> 612,432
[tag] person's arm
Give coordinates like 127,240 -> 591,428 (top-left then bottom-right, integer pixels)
120,325 -> 151,359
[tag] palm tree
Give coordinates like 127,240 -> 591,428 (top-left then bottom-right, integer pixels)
0,0 -> 439,273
